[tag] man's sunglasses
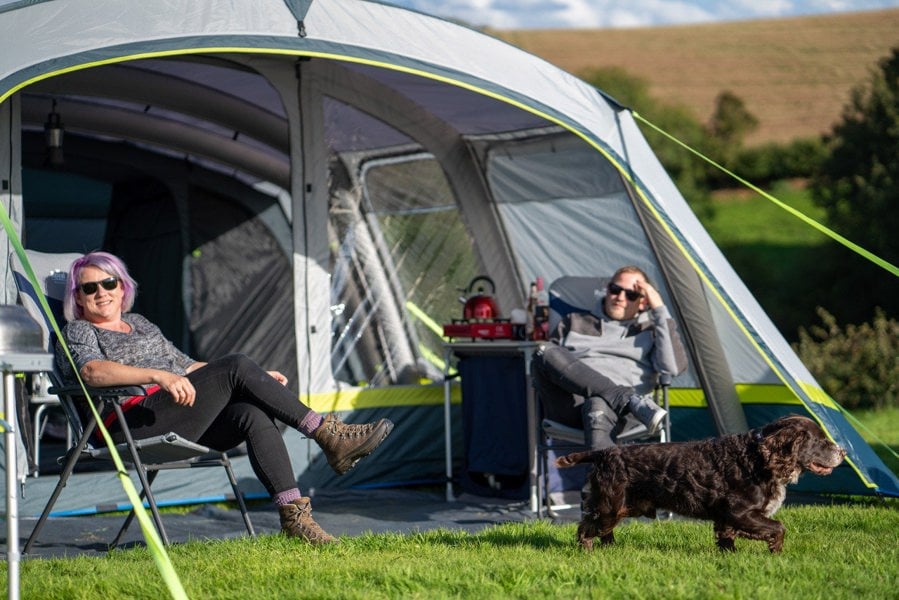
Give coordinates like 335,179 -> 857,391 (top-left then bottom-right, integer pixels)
607,282 -> 642,302
79,277 -> 120,295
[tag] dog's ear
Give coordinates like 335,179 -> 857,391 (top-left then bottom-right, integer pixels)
757,417 -> 807,479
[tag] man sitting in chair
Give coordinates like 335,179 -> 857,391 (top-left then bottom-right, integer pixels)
533,265 -> 688,451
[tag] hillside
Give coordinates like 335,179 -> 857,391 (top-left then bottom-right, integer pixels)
495,8 -> 899,145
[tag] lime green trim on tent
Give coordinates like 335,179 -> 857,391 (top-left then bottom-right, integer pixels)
667,388 -> 706,408
303,382 -> 832,413
673,384 -> 840,408
304,382 -> 460,413
404,300 -> 449,373
797,381 -> 842,410
668,384 -> 806,409
734,383 -> 805,406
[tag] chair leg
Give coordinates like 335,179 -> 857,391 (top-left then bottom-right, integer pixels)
109,469 -> 159,549
111,403 -> 170,546
32,403 -> 45,477
539,443 -> 549,518
535,441 -> 544,519
23,419 -> 97,553
542,444 -> 563,519
220,452 -> 255,537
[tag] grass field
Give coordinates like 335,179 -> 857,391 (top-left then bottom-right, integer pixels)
8,502 -> 898,600
496,8 -> 899,145
5,413 -> 894,599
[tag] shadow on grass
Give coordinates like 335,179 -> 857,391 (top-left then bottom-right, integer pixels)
407,522 -> 574,551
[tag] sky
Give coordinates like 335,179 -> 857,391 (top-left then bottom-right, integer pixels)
386,0 -> 899,29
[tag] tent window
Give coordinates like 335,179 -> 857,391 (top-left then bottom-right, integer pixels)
329,154 -> 478,386
482,133 -> 641,284
485,133 -> 625,204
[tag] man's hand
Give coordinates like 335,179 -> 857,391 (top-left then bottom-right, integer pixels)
634,280 -> 664,310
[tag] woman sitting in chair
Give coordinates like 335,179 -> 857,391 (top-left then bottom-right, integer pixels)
57,251 -> 394,545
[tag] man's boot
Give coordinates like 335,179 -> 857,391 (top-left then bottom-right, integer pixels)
628,394 -> 667,435
278,497 -> 338,544
313,413 -> 394,475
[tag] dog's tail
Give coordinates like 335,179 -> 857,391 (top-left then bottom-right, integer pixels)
555,449 -> 605,468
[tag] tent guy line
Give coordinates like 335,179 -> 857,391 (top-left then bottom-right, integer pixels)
634,112 -> 899,278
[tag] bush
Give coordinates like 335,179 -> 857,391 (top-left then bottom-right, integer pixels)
793,307 -> 899,410
707,137 -> 827,188
579,66 -> 716,217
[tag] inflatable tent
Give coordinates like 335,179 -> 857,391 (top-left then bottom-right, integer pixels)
1,0 -> 896,514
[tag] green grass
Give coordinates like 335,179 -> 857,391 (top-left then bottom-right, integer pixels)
697,181 -> 834,340
7,503 -> 898,599
702,181 -> 828,248
851,407 -> 899,476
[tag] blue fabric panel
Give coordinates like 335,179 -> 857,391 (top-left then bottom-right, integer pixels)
457,356 -> 529,498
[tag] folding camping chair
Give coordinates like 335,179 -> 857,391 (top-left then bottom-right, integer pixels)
11,250 -> 255,551
8,251 -> 81,475
534,276 -> 672,517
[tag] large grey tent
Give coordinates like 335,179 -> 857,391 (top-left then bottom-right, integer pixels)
1,0 -> 896,515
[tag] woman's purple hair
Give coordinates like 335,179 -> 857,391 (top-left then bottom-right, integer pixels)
63,252 -> 138,322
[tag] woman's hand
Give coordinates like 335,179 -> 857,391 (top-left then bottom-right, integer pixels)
267,371 -> 288,386
156,371 -> 197,407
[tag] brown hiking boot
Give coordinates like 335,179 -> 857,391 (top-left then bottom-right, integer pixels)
278,497 -> 338,545
313,413 -> 394,475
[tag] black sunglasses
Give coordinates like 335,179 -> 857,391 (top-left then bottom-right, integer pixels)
79,277 -> 120,295
607,282 -> 642,302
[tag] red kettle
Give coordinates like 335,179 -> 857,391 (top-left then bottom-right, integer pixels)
462,276 -> 500,321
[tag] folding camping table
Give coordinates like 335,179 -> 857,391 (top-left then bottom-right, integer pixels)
442,340 -> 541,513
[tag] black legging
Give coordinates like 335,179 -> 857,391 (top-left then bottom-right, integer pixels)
106,354 -> 311,496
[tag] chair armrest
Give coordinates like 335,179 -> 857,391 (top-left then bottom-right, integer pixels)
657,372 -> 672,387
49,383 -> 149,398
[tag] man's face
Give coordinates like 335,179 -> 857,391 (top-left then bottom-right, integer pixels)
603,271 -> 646,321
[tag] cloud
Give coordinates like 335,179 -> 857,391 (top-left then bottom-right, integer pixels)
388,0 -> 899,29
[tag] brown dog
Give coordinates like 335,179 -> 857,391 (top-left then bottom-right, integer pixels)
556,415 -> 846,553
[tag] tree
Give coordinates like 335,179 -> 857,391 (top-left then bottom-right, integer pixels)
809,47 -> 899,323
708,90 -> 758,147
579,66 -> 716,218
812,47 -> 899,265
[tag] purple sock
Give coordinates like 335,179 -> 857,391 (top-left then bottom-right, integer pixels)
299,411 -> 323,437
273,488 -> 303,507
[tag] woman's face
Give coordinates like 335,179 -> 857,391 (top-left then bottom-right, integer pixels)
75,265 -> 124,323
